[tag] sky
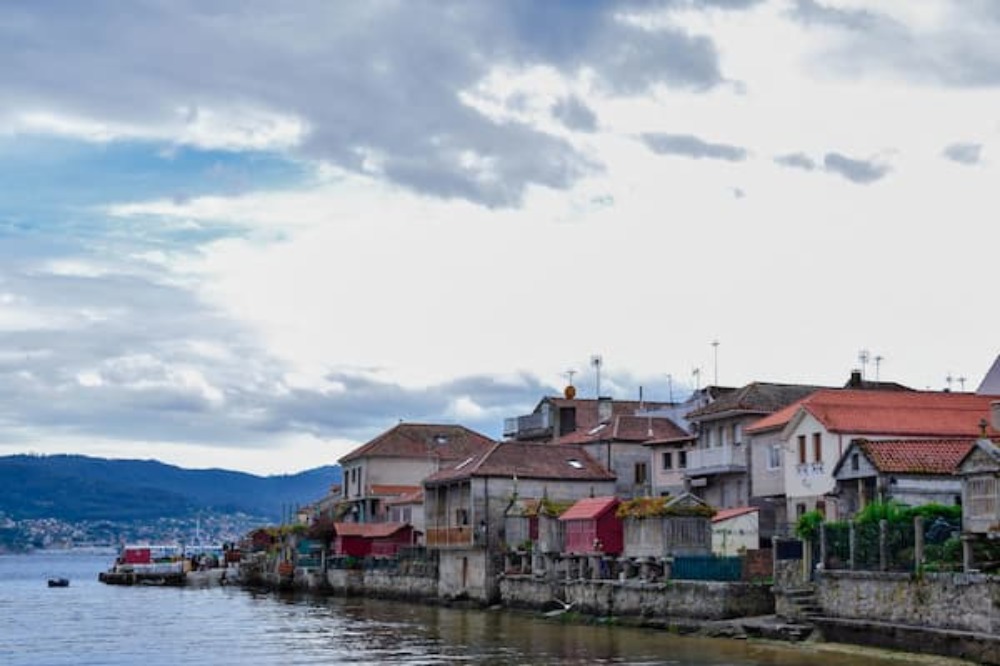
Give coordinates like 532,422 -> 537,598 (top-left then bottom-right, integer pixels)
2,0 -> 999,476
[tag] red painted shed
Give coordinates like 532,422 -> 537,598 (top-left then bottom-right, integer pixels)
333,522 -> 414,557
559,496 -> 622,555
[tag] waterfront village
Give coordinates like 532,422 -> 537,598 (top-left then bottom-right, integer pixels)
129,357 -> 1000,663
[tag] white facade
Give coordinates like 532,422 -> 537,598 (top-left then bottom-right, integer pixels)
711,511 -> 759,556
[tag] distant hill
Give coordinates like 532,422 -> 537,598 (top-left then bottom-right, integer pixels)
0,454 -> 342,522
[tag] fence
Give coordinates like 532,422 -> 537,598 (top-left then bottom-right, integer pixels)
671,555 -> 743,581
813,516 -> 961,573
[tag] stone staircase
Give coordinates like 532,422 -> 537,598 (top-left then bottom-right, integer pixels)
781,586 -> 823,622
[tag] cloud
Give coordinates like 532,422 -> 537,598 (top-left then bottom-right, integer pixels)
0,1 -> 739,208
552,96 -> 599,133
942,142 -> 983,165
787,2 -> 1000,88
642,133 -> 748,161
774,152 -> 817,171
822,152 -> 891,184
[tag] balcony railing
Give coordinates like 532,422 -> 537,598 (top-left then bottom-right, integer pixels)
503,410 -> 552,439
685,445 -> 747,476
425,526 -> 475,548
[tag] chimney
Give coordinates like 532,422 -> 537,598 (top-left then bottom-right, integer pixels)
848,369 -> 863,388
597,396 -> 613,423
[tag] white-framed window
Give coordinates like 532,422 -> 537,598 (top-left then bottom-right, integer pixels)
661,451 -> 673,470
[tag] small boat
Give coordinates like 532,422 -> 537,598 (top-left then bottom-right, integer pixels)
47,577 -> 70,588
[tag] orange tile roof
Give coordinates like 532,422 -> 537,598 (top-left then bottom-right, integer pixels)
334,522 -> 409,538
712,506 -> 758,523
385,489 -> 424,506
558,496 -> 618,521
855,439 -> 975,475
746,390 -> 1000,438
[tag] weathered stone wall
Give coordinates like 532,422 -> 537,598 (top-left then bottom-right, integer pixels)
323,569 -> 436,600
817,570 -> 1000,633
498,576 -> 773,619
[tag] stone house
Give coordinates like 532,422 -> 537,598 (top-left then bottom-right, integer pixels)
556,413 -> 690,499
684,382 -> 826,510
422,441 -> 615,603
747,389 -> 1000,523
338,422 -> 495,523
831,438 -> 972,517
503,394 -> 672,443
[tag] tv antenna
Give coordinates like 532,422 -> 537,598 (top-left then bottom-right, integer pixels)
711,340 -> 720,386
692,367 -> 701,391
874,355 -> 884,382
564,369 -> 577,387
858,349 -> 870,379
959,376 -> 967,391
591,354 -> 603,398
946,373 -> 954,391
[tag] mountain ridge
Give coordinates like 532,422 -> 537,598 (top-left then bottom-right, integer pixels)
0,453 -> 342,523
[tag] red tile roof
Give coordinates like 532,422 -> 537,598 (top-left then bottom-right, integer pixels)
746,390 -> 1000,438
559,496 -> 618,521
556,414 -> 690,445
339,423 -> 495,463
854,439 -> 976,475
385,489 -> 423,506
334,522 -> 409,538
423,441 -> 614,485
368,484 -> 422,497
712,506 -> 758,523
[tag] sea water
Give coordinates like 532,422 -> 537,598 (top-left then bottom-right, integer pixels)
0,551 -> 948,665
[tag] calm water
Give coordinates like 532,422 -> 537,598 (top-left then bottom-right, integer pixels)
0,551 -> 941,665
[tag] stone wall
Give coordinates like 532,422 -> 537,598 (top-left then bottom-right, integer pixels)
499,575 -> 773,620
817,570 -> 1000,634
324,568 -> 437,600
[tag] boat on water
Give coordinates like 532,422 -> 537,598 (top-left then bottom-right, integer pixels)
47,577 -> 70,588
98,543 -> 236,587
98,544 -> 187,587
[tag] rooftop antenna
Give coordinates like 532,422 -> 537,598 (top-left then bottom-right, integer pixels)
591,354 -> 603,398
563,369 -> 578,399
692,367 -> 701,391
959,376 -> 967,391
945,373 -> 954,392
711,340 -> 720,386
858,349 -> 870,380
874,355 -> 884,382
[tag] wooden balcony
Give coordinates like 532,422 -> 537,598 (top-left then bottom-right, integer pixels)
425,526 -> 476,548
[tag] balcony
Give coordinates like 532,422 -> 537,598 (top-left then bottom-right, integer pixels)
503,410 -> 552,439
684,445 -> 747,477
425,526 -> 477,549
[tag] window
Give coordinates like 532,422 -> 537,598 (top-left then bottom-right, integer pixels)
816,500 -> 826,518
768,444 -> 782,470
634,462 -> 648,485
813,433 -> 822,462
796,502 -> 807,518
851,453 -> 860,472
678,450 -> 687,469
559,406 -> 577,434
968,477 -> 998,519
797,435 -> 807,465
661,451 -> 673,470
717,426 -> 725,447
